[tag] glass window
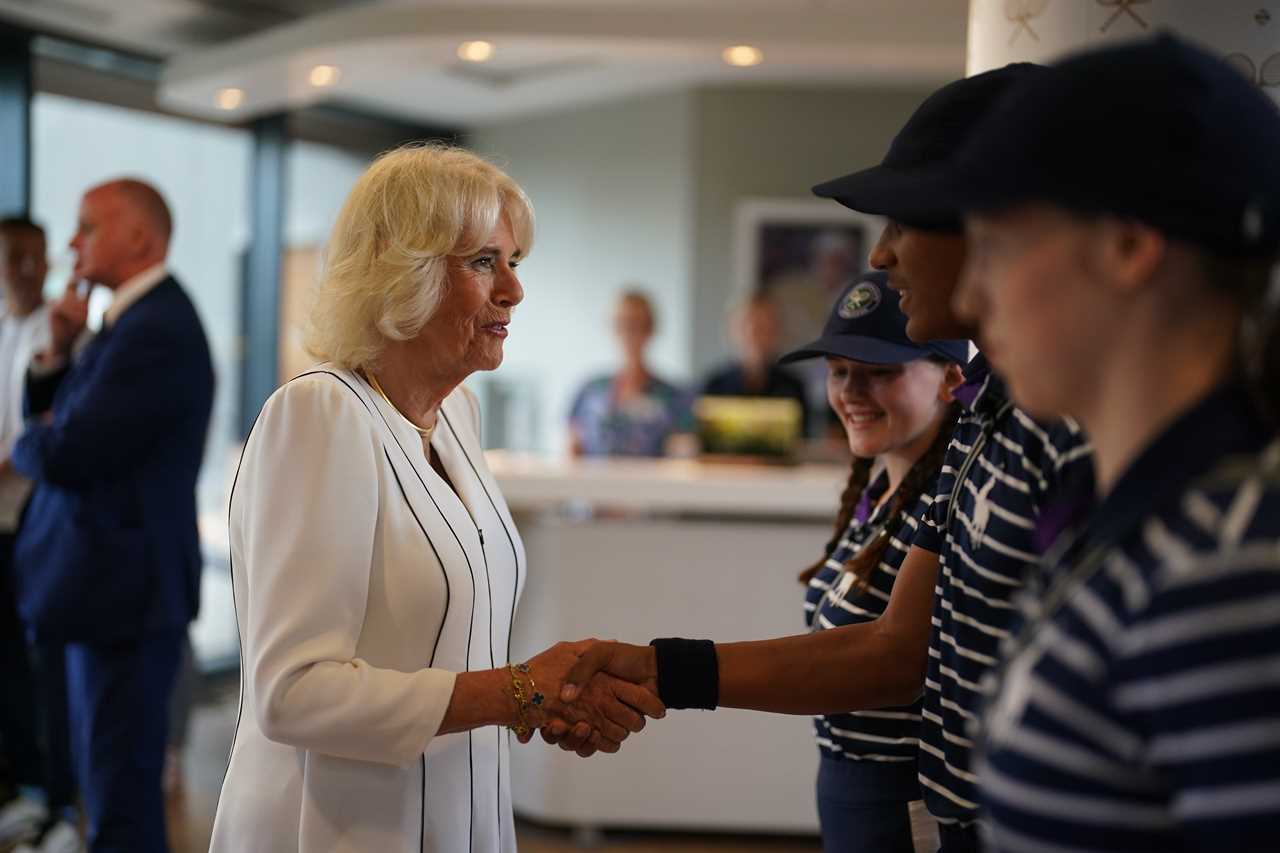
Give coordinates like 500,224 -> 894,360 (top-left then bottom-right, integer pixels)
278,140 -> 368,382
31,93 -> 252,668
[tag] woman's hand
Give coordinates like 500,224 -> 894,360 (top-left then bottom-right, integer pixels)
516,640 -> 664,756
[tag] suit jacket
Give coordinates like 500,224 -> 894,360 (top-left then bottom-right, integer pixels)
209,369 -> 525,853
12,276 -> 214,643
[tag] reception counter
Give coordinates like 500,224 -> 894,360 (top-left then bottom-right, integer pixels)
490,452 -> 846,835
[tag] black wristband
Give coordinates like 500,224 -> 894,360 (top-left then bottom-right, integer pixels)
649,638 -> 719,710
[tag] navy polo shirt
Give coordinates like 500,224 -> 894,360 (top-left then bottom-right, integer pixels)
977,384 -> 1280,853
911,353 -> 1093,826
804,471 -> 927,772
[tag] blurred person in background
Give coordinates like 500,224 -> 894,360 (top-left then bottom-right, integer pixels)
569,289 -> 693,457
701,290 -> 811,435
0,217 -> 80,853
10,179 -> 214,853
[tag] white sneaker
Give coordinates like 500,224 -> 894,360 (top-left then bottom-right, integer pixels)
14,819 -> 84,853
0,795 -> 48,844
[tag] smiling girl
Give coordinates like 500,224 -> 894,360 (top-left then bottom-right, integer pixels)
783,271 -> 966,852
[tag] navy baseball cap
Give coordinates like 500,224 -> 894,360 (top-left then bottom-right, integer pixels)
780,271 -> 969,365
918,34 -> 1280,257
811,63 -> 1045,231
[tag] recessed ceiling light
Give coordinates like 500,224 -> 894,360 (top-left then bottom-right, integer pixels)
309,64 -> 341,87
457,40 -> 495,63
216,87 -> 244,110
722,45 -> 764,67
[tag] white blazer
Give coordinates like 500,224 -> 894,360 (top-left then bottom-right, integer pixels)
210,367 -> 525,853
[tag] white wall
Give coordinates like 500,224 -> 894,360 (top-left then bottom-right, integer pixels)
471,91 -> 697,455
468,83 -> 938,453
690,84 -> 934,373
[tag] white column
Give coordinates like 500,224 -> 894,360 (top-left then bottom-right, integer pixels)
968,1 -> 1280,99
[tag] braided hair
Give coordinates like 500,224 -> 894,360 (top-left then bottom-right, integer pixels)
800,400 -> 961,590
798,455 -> 874,586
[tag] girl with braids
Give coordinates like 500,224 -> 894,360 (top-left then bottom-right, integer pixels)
780,271 -> 965,852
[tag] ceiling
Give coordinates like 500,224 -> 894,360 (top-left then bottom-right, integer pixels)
0,0 -> 970,127
0,0 -> 371,55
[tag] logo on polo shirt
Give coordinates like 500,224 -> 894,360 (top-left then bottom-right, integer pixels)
838,282 -> 881,319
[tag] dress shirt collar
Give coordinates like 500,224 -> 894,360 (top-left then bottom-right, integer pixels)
103,263 -> 168,327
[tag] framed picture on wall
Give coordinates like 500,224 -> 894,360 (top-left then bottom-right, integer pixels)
733,198 -> 884,437
733,198 -> 884,354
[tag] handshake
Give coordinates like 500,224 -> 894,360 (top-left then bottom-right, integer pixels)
509,639 -> 665,757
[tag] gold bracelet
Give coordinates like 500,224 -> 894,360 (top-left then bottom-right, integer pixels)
507,662 -> 545,737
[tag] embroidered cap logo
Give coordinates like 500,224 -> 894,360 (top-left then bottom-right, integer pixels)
838,282 -> 882,320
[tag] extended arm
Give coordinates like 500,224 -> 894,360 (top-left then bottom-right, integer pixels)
562,544 -> 940,714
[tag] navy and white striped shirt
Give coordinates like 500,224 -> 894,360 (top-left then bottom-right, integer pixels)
978,385 -> 1280,853
804,471 -> 927,767
911,353 -> 1093,826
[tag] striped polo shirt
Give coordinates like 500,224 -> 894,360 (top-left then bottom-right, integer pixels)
804,471 -> 928,767
911,353 -> 1093,826
978,385 -> 1280,852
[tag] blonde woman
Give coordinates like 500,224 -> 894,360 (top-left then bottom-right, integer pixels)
209,145 -> 662,852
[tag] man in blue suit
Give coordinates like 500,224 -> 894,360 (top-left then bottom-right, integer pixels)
11,179 -> 213,853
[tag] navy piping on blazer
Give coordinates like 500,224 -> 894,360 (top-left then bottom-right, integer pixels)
440,407 -> 523,844
433,411 -> 498,848
354,372 -> 480,852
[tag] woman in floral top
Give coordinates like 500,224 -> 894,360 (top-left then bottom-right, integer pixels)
569,290 -> 692,457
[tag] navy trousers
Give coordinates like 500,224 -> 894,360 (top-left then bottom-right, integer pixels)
66,629 -> 182,853
28,640 -> 74,813
816,753 -> 919,853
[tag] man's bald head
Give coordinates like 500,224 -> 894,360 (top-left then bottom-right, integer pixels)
71,179 -> 172,288
90,179 -> 172,245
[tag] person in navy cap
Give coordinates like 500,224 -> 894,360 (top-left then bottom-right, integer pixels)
547,62 -> 1092,853
807,61 -> 1097,851
784,271 -> 966,853
917,34 -> 1280,852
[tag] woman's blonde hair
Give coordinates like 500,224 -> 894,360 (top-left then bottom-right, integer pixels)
305,143 -> 534,370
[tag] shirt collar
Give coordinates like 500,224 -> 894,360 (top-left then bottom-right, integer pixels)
103,264 -> 168,327
853,469 -> 891,525
1080,383 -> 1271,552
953,351 -> 1009,415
